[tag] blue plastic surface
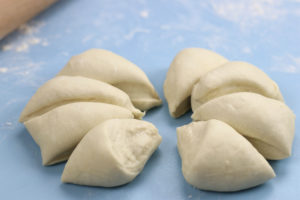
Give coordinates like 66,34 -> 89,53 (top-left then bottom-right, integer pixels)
0,0 -> 300,199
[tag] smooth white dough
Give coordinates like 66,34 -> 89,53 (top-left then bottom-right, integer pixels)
61,119 -> 162,187
19,76 -> 144,122
177,120 -> 275,192
164,48 -> 228,118
191,61 -> 284,111
57,49 -> 162,111
24,102 -> 134,165
192,92 -> 295,160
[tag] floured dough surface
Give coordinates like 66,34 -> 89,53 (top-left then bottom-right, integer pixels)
164,48 -> 228,118
177,120 -> 275,192
192,92 -> 295,160
61,119 -> 162,187
24,102 -> 134,165
19,76 -> 144,121
58,49 -> 162,110
191,61 -> 284,111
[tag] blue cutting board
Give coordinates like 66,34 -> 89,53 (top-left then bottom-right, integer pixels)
1,0 -> 300,199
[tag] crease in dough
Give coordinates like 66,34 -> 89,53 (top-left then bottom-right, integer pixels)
19,76 -> 144,122
57,49 -> 162,111
177,119 -> 275,192
164,48 -> 228,118
191,61 -> 284,111
192,92 -> 295,160
61,119 -> 162,187
24,102 -> 134,165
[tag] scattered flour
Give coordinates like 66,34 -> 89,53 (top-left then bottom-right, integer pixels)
42,41 -> 49,46
271,54 -> 300,73
16,43 -> 29,52
160,24 -> 171,30
210,0 -> 285,28
61,51 -> 70,57
19,22 -> 45,35
242,47 -> 252,54
1,21 -> 49,53
1,44 -> 12,51
82,34 -> 95,44
29,37 -> 41,45
172,35 -> 184,45
140,10 -> 149,18
0,121 -> 15,131
124,28 -> 150,40
5,122 -> 12,126
0,68 -> 8,73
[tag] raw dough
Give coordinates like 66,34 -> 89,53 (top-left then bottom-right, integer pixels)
24,102 -> 134,165
177,119 -> 275,192
62,119 -> 162,187
192,92 -> 295,160
19,76 -> 144,122
164,48 -> 228,118
57,49 -> 162,111
191,61 -> 284,111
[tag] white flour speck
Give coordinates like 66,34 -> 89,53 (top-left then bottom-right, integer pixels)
0,68 -> 8,73
124,28 -> 150,40
160,24 -> 171,30
19,22 -> 44,35
2,21 -> 47,53
270,54 -> 300,73
42,41 -> 49,46
61,51 -> 70,57
29,37 -> 41,45
82,34 -> 94,43
140,10 -> 149,18
16,43 -> 29,52
242,47 -> 252,54
172,35 -> 184,45
5,122 -> 12,126
1,44 -> 12,51
188,194 -> 192,199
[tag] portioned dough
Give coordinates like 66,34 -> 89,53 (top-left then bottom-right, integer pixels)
191,61 -> 284,111
177,120 -> 275,192
24,102 -> 134,165
62,119 -> 162,187
57,49 -> 162,111
164,48 -> 228,118
192,92 -> 295,160
19,76 -> 144,122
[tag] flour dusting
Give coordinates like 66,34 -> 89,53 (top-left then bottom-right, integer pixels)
5,122 -> 12,126
29,37 -> 41,45
16,43 -> 29,52
19,22 -> 45,35
140,10 -> 149,18
1,44 -> 12,51
242,47 -> 252,54
1,21 -> 49,53
124,28 -> 150,40
42,41 -> 49,46
271,54 -> 300,73
82,35 -> 95,44
0,68 -> 8,73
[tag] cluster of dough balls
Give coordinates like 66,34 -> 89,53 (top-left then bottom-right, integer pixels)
20,49 -> 162,187
164,48 -> 295,192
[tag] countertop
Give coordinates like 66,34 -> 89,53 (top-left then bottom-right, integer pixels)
0,0 -> 300,199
